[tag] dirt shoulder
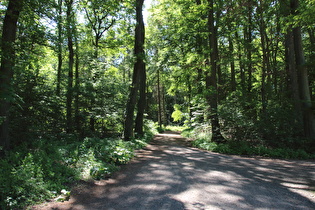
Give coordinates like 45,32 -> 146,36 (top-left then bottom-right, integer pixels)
32,132 -> 315,209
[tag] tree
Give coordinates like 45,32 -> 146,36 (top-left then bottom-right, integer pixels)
82,0 -> 120,132
56,0 -> 63,96
0,0 -> 23,152
291,0 -> 315,139
124,0 -> 146,140
65,0 -> 75,133
206,0 -> 225,143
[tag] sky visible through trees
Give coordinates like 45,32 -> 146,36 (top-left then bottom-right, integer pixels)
0,0 -> 314,152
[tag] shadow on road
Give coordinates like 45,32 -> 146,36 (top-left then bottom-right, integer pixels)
37,132 -> 315,209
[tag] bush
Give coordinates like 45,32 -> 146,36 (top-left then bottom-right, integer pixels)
0,121 -> 155,209
0,144 -> 76,209
185,126 -> 315,160
218,93 -> 259,141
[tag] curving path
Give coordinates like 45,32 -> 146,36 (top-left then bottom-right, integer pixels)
33,132 -> 315,210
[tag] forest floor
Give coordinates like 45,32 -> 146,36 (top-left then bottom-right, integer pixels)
32,131 -> 315,210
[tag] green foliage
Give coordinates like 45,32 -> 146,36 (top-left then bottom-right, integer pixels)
0,121 -> 155,209
257,103 -> 303,147
171,104 -> 184,122
165,125 -> 188,132
218,93 -> 259,141
184,127 -> 315,160
0,143 -> 76,209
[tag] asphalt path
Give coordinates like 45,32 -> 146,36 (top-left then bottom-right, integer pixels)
34,132 -> 315,210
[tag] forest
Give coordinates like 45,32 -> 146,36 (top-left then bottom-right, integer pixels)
0,0 -> 315,208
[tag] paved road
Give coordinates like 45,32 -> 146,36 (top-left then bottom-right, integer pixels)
36,132 -> 315,210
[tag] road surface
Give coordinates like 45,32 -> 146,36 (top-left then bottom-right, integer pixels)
33,132 -> 315,209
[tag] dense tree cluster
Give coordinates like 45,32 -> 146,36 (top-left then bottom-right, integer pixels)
0,0 -> 314,153
0,0 -> 145,153
147,0 -> 315,148
0,0 -> 314,208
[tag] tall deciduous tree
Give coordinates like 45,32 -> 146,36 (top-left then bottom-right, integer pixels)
56,0 -> 63,96
65,0 -> 74,133
291,0 -> 315,139
206,0 -> 225,143
0,0 -> 23,152
124,0 -> 146,140
82,0 -> 119,132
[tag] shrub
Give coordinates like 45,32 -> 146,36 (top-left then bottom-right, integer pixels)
186,126 -> 315,160
0,121 -> 155,209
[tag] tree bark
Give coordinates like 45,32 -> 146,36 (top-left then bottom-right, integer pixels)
281,0 -> 301,120
157,68 -> 162,128
0,0 -> 23,152
56,0 -> 63,96
134,0 -> 146,136
124,0 -> 145,140
235,31 -> 246,93
66,0 -> 74,133
206,0 -> 225,143
291,0 -> 315,139
258,0 -> 271,113
134,64 -> 146,136
245,0 -> 253,93
74,27 -> 80,132
228,35 -> 236,92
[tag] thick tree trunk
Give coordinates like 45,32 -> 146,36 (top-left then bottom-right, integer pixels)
291,0 -> 315,139
285,32 -> 300,108
207,0 -> 225,143
308,29 -> 315,100
293,27 -> 315,139
134,0 -> 146,136
134,64 -> 146,136
124,0 -> 145,140
0,0 -> 23,152
280,0 -> 301,121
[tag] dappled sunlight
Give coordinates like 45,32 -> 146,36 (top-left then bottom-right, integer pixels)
37,132 -> 315,209
156,133 -> 182,137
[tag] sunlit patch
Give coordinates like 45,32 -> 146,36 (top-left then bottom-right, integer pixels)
157,133 -> 181,137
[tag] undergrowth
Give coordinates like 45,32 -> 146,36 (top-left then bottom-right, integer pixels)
0,121 -> 158,209
181,127 -> 315,160
156,124 -> 189,133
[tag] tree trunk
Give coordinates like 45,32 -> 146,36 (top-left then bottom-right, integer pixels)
124,0 -> 145,140
308,28 -> 315,100
291,0 -> 315,139
228,35 -> 236,92
157,68 -> 162,128
74,28 -> 80,132
235,31 -> 246,92
206,0 -> 225,143
134,67 -> 146,136
258,0 -> 270,113
245,0 -> 253,93
56,0 -> 63,96
293,28 -> 315,139
134,0 -> 146,136
280,0 -> 301,120
66,0 -> 74,133
0,0 -> 23,152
